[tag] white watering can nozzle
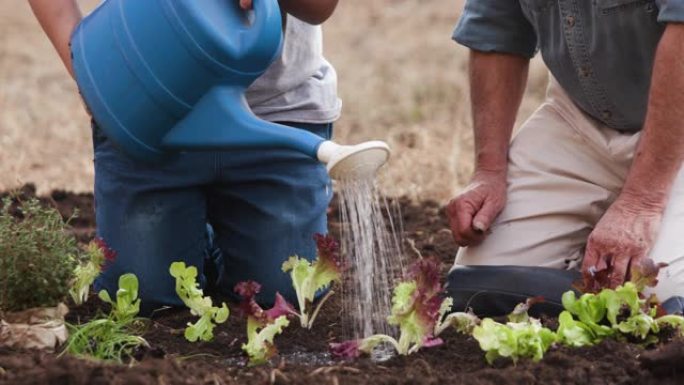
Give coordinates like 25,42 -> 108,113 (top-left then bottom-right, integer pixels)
317,140 -> 391,180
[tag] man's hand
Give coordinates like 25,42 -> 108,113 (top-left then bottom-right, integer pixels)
581,196 -> 664,288
239,0 -> 253,10
446,51 -> 529,249
447,170 -> 507,247
580,24 -> 684,289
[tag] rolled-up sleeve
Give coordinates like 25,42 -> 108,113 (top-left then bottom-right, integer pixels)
453,0 -> 538,58
657,0 -> 684,23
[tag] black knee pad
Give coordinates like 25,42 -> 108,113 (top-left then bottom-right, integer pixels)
662,296 -> 684,315
445,265 -> 581,318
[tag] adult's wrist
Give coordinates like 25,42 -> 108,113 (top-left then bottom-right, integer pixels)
474,156 -> 508,176
471,167 -> 508,185
615,188 -> 668,215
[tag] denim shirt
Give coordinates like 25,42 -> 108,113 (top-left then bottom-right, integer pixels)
453,0 -> 684,131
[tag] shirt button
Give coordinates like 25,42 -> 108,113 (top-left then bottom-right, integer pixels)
601,110 -> 613,120
566,15 -> 576,27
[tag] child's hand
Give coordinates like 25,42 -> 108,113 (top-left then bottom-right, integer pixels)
239,0 -> 253,10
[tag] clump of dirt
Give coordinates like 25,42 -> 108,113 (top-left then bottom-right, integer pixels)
0,348 -> 208,385
640,339 -> 684,380
1,187 -> 682,385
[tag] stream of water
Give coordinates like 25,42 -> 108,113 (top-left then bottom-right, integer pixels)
336,177 -> 406,346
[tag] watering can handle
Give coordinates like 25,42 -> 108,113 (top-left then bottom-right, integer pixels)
240,0 -> 284,62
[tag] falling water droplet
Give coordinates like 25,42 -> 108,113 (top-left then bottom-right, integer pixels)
336,177 -> 406,344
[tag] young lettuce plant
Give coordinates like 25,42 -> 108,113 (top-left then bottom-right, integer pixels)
473,261 -> 684,365
69,238 -> 116,305
559,259 -> 684,347
331,258 -> 479,358
472,298 -> 557,364
169,262 -> 230,342
98,273 -> 141,322
281,234 -> 345,329
63,273 -> 148,363
558,281 -> 684,346
234,281 -> 294,366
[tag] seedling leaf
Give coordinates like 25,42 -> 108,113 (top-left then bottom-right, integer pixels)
169,261 -> 229,342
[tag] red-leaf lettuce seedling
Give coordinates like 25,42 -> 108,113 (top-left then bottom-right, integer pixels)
282,234 -> 346,329
234,281 -> 294,366
331,258 -> 479,357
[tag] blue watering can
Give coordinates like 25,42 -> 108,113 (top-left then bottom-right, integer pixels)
71,0 -> 389,179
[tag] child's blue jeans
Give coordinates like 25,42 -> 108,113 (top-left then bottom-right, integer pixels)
92,121 -> 333,313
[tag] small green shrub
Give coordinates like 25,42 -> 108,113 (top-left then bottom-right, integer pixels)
0,196 -> 79,312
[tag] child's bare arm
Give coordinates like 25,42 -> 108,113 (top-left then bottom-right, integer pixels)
28,0 -> 82,77
240,0 -> 339,25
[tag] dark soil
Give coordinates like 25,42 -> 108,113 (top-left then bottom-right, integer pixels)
0,186 -> 682,385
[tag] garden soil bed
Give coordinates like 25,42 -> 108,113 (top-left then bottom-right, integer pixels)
1,185 -> 682,385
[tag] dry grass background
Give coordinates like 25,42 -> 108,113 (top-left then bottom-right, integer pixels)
0,0 -> 548,202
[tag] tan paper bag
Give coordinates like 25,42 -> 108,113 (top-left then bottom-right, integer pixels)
0,303 -> 69,352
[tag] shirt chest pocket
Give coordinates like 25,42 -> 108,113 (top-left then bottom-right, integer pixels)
520,0 -> 555,13
519,0 -> 556,25
596,0 -> 657,15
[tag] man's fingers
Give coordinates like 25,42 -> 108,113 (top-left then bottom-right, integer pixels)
447,199 -> 479,246
239,0 -> 253,10
584,234 -> 637,288
582,238 -> 602,276
609,255 -> 630,288
472,200 -> 500,232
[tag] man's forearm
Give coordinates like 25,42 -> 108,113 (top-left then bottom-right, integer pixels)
469,51 -> 530,172
28,0 -> 82,77
278,0 -> 338,25
620,24 -> 684,209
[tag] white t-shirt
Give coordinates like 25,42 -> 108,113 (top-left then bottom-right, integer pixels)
246,15 -> 342,124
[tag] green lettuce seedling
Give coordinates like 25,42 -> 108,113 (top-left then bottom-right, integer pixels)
169,262 -> 229,342
560,282 -> 684,346
475,265 -> 684,365
234,281 -> 293,366
331,258 -> 479,358
98,273 -> 141,322
556,311 -> 594,347
473,318 -> 557,364
243,316 -> 290,366
472,298 -> 558,364
64,273 -> 148,363
69,238 -> 116,305
282,234 -> 345,329
560,290 -> 614,341
435,297 -> 481,336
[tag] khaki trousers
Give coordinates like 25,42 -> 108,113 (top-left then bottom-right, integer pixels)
453,78 -> 684,301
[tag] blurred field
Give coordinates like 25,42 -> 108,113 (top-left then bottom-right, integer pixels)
0,0 -> 548,202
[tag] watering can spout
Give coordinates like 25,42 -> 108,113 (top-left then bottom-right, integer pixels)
162,86 -> 322,157
162,86 -> 391,180
317,141 -> 391,180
